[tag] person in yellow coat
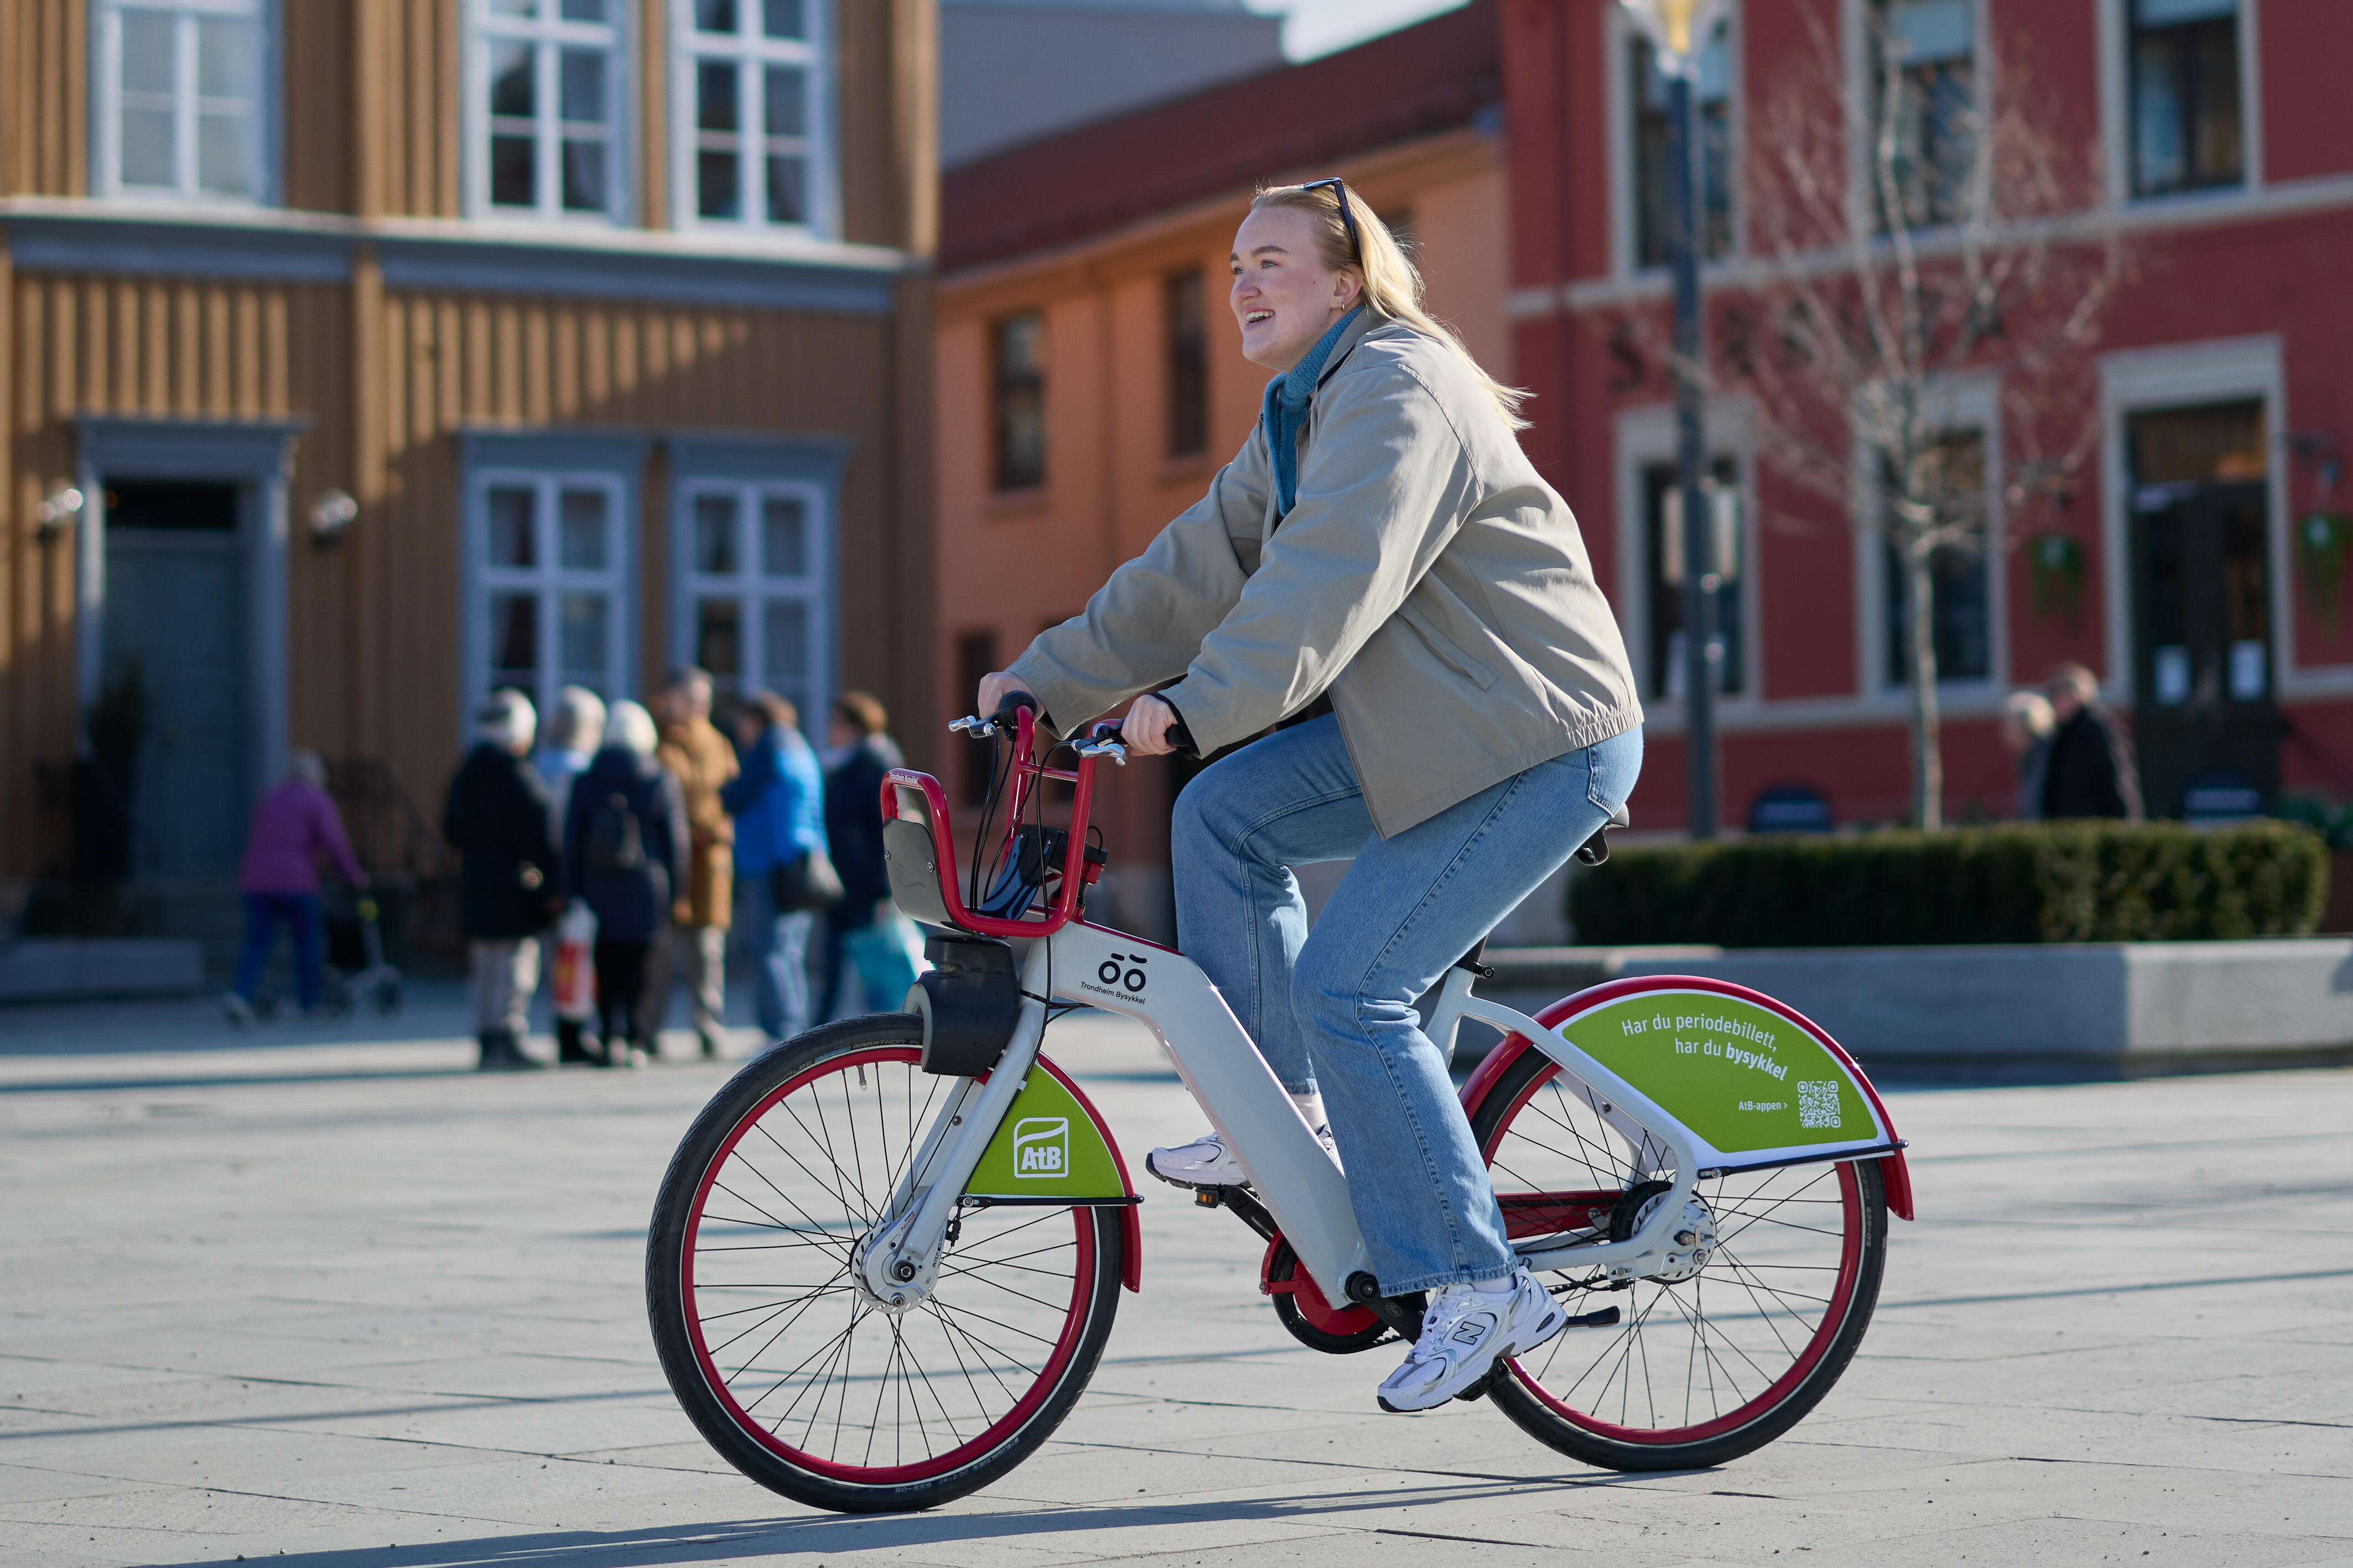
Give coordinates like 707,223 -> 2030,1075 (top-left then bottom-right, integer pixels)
645,665 -> 740,1058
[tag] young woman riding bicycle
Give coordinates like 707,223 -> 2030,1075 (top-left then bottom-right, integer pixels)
976,179 -> 1645,1414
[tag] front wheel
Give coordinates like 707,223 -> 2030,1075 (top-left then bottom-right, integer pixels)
1468,1044 -> 1888,1471
646,1015 -> 1124,1512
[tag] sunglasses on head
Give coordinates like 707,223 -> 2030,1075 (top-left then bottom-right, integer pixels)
1297,178 -> 1363,264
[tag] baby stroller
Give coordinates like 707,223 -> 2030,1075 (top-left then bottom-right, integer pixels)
322,894 -> 403,1018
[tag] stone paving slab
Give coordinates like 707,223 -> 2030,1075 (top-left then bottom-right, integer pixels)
0,994 -> 2348,1567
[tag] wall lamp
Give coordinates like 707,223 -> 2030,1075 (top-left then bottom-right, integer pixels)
310,489 -> 359,546
34,486 -> 84,541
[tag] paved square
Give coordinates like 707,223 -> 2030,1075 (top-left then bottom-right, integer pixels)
2,988 -> 2347,1566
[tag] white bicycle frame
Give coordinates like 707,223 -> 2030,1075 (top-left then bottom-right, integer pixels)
860,920 -> 1707,1311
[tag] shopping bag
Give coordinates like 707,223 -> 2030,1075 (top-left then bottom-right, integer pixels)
553,899 -> 598,1021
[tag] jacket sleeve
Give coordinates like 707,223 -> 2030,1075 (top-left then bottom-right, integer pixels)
660,773 -> 691,906
786,744 -> 828,853
517,768 -> 559,879
1155,361 -> 1480,752
1004,428 -> 1271,734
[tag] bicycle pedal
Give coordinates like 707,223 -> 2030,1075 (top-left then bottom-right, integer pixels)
1453,1363 -> 1511,1403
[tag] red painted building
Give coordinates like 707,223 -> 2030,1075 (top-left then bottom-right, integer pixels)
1504,0 -> 2353,829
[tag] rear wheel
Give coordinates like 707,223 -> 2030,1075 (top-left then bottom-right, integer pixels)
1468,1044 -> 1887,1471
646,1015 -> 1123,1512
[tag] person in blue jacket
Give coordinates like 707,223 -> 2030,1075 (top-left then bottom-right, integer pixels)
722,691 -> 829,1042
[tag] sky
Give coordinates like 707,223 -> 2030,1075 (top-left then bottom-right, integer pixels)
1245,0 -> 1468,61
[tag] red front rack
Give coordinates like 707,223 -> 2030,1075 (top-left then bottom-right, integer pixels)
879,706 -> 1109,940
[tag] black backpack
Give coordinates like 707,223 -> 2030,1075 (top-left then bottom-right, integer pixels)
584,790 -> 645,876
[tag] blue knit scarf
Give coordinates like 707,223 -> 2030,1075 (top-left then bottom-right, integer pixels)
1260,305 -> 1364,520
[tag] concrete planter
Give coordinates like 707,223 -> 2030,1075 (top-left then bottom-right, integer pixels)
0,938 -> 205,1003
1481,940 -> 2353,1072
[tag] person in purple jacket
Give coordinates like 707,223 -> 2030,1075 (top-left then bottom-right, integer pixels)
224,751 -> 366,1024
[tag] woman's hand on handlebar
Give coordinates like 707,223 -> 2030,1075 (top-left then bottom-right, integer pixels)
1118,694 -> 1179,757
975,671 -> 1029,720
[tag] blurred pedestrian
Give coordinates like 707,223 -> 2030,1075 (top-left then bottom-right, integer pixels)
536,685 -> 607,1064
1998,690 -> 2056,822
534,685 -> 607,837
224,750 -> 365,1024
645,666 -> 739,1058
818,691 -> 915,1020
443,690 -> 559,1071
566,700 -> 688,1067
722,692 -> 832,1043
2042,663 -> 2143,821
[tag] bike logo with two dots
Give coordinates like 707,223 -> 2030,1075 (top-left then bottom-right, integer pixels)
1098,952 -> 1149,995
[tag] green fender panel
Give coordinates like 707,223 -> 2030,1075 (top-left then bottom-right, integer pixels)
1556,989 -> 1892,1167
964,1062 -> 1129,1200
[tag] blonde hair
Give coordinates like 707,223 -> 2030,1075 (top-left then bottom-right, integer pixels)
1249,181 -> 1529,430
2001,690 -> 2055,741
606,700 -> 659,757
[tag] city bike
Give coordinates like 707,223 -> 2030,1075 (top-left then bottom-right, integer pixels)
646,701 -> 1916,1513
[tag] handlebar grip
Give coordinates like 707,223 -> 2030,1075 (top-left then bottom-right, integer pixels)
991,691 -> 1039,725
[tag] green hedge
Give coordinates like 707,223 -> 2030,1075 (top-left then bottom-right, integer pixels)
1569,821 -> 2329,947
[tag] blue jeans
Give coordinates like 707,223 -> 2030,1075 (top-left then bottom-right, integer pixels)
1172,716 -> 1642,1295
740,873 -> 815,1042
234,893 -> 323,1010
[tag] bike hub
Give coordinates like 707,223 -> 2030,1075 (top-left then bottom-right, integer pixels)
1624,1190 -> 1718,1285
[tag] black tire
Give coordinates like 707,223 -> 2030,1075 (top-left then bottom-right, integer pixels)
1468,1043 -> 1888,1471
646,1015 -> 1124,1513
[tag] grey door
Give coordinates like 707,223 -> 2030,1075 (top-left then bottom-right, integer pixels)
100,481 -> 250,876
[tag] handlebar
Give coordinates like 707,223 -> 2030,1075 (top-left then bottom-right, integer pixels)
948,700 -> 1127,766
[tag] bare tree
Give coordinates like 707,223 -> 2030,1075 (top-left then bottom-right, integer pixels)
1646,9 -> 2132,828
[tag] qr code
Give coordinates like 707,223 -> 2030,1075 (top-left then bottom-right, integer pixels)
1797,1080 -> 1842,1129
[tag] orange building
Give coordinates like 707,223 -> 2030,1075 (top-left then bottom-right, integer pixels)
1,0 -> 937,963
932,2 -> 1506,940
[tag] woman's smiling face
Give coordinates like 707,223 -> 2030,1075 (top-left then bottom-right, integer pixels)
1229,204 -> 1361,372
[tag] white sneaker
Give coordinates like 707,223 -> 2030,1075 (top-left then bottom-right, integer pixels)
221,992 -> 254,1027
1375,1268 -> 1567,1414
1146,1122 -> 1340,1189
1145,1131 -> 1245,1188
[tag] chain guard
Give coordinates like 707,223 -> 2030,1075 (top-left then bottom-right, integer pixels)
1261,1235 -> 1395,1355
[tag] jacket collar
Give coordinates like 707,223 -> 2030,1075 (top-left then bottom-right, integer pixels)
1310,305 -> 1385,393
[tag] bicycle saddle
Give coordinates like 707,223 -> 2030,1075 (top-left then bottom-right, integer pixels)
1575,803 -> 1630,867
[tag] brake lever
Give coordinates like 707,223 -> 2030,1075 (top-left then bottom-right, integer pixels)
949,693 -> 1040,741
1073,724 -> 1128,767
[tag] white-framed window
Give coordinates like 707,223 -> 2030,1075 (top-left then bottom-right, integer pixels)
1607,3 -> 1735,277
1611,403 -> 1761,714
1878,431 -> 1994,687
468,470 -> 631,723
2127,0 -> 2245,197
94,0 -> 272,203
468,0 -> 628,221
1867,0 -> 1978,231
677,480 -> 830,718
673,0 -> 834,236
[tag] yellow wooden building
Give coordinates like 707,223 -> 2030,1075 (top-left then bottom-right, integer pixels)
0,0 -> 937,951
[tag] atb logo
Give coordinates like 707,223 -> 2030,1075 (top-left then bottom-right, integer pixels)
1012,1117 -> 1069,1178
1098,951 -> 1149,994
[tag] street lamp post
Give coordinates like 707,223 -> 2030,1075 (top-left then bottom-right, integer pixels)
1620,0 -> 1727,840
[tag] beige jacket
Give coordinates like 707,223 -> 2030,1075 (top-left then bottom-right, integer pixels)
657,717 -> 739,929
1007,313 -> 1642,838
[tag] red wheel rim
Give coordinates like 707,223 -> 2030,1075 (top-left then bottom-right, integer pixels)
679,1047 -> 1098,1483
1484,1059 -> 1868,1444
